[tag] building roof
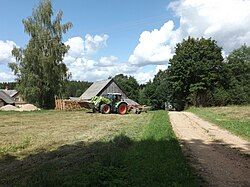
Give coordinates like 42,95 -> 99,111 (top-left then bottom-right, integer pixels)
0,90 -> 15,104
0,89 -> 18,97
80,79 -> 113,100
69,97 -> 80,101
78,78 -> 140,106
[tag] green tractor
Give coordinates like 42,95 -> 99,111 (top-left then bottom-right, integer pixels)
90,93 -> 128,115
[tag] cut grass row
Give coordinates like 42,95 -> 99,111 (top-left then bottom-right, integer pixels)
0,110 -> 198,186
188,105 -> 250,140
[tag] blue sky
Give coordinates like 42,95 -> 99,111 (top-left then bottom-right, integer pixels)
0,0 -> 250,83
0,0 -> 175,60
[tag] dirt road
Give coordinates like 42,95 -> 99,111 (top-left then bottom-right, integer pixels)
169,111 -> 250,187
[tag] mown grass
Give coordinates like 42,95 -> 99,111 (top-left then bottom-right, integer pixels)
188,105 -> 250,140
0,110 -> 150,157
0,110 -> 197,186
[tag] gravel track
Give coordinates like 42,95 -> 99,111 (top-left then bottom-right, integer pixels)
169,111 -> 250,187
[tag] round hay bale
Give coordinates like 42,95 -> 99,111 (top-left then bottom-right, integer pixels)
0,105 -> 19,111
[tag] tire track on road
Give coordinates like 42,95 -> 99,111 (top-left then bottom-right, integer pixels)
169,111 -> 250,187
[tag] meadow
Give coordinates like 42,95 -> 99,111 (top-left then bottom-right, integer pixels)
0,110 -> 197,186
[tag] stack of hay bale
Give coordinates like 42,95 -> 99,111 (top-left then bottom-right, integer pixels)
55,99 -> 84,110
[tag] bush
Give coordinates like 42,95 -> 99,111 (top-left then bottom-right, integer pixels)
212,88 -> 230,106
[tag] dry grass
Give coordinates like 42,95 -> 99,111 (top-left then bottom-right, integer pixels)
188,105 -> 250,140
206,105 -> 250,120
0,110 -> 198,186
0,110 -> 151,159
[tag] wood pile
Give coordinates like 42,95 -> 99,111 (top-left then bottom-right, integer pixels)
55,99 -> 85,110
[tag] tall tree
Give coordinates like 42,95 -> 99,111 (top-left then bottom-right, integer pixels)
226,45 -> 250,104
114,74 -> 140,102
9,0 -> 72,108
168,37 -> 224,110
139,70 -> 171,109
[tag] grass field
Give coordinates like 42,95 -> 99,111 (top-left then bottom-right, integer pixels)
0,110 -> 197,186
188,105 -> 250,140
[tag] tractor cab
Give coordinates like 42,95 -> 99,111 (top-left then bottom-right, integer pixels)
105,93 -> 123,103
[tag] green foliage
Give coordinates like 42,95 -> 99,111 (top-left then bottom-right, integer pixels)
226,45 -> 250,104
139,70 -> 171,109
212,87 -> 230,106
63,80 -> 92,98
9,0 -> 72,108
0,82 -> 17,90
140,39 -> 250,110
114,74 -> 140,102
138,81 -> 155,106
168,37 -> 225,110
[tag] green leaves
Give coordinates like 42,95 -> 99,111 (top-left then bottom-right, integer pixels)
114,74 -> 140,102
168,37 -> 224,109
225,45 -> 250,105
9,0 -> 72,108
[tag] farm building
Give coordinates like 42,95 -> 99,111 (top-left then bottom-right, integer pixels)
78,78 -> 139,106
0,90 -> 15,107
0,89 -> 26,106
56,78 -> 139,110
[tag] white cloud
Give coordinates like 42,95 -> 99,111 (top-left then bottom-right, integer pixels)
0,72 -> 15,82
66,57 -> 138,82
85,34 -> 109,54
155,65 -> 168,73
63,32 -> 171,84
129,0 -> 250,67
170,0 -> 250,53
0,40 -> 17,65
65,34 -> 109,57
128,21 -> 176,66
64,0 -> 250,83
65,37 -> 84,58
98,55 -> 118,67
133,71 -> 155,84
63,34 -> 119,81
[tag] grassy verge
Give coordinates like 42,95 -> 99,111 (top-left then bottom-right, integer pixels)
188,106 -> 250,140
0,110 -> 197,186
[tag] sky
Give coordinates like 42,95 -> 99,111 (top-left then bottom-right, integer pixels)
0,0 -> 250,84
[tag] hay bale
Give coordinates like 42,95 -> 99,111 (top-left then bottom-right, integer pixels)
19,104 -> 40,111
55,99 -> 84,110
0,105 -> 19,111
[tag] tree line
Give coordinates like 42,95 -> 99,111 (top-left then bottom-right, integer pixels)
0,81 -> 91,98
5,0 -> 250,109
111,42 -> 250,111
135,39 -> 250,110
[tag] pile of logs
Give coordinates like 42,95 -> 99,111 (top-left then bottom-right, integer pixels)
55,99 -> 84,110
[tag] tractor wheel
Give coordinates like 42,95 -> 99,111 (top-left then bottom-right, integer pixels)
118,103 -> 127,115
100,104 -> 111,114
